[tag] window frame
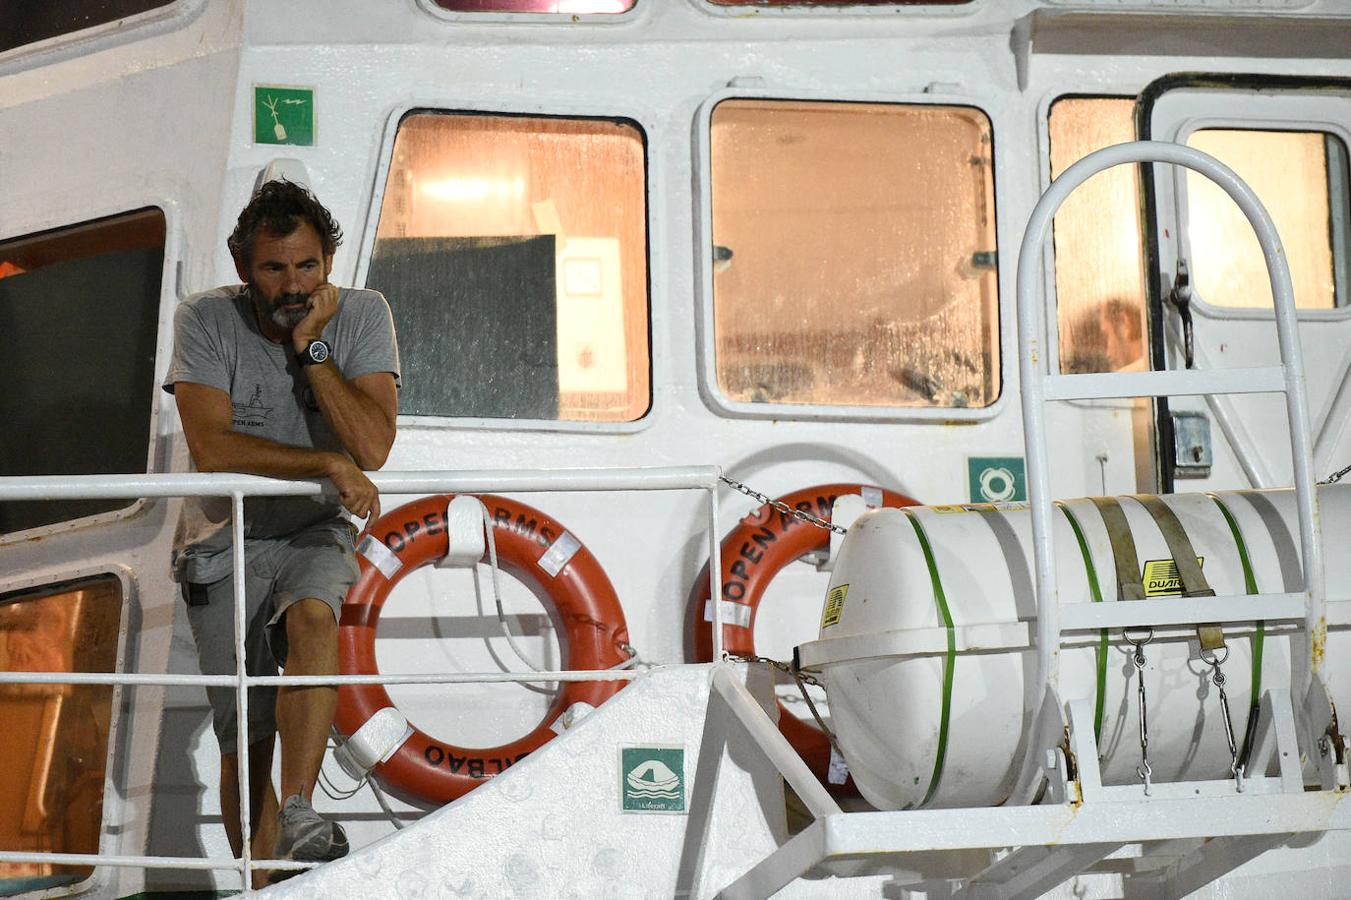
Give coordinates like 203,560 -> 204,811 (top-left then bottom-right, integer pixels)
414,0 -> 644,26
354,104 -> 656,434
0,199 -> 181,547
695,87 -> 1006,423
1135,79 -> 1351,325
0,0 -> 206,77
1168,116 -> 1351,323
0,565 -> 136,897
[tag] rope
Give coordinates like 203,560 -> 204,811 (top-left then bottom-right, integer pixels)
470,500 -> 641,683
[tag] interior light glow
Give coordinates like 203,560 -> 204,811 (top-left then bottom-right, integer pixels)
419,177 -> 525,202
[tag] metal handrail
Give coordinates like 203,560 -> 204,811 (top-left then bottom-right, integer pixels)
0,466 -> 724,500
0,465 -> 727,891
1015,140 -> 1323,800
1015,141 -> 1318,686
1013,140 -> 1325,795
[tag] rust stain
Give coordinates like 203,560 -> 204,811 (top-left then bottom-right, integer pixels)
1312,615 -> 1328,671
1062,727 -> 1084,809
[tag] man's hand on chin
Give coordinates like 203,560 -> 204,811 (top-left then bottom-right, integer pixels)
292,283 -> 340,353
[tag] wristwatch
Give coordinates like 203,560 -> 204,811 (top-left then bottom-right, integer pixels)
297,339 -> 331,367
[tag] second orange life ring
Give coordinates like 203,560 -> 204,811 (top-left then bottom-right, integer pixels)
338,493 -> 630,804
691,482 -> 919,795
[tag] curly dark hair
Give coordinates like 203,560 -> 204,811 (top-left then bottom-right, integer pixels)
227,179 -> 343,265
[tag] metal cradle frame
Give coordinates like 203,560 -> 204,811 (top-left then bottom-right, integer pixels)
709,142 -> 1350,899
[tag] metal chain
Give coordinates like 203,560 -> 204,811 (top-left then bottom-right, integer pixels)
1202,648 -> 1243,787
725,652 -> 824,688
725,652 -> 844,759
1129,630 -> 1153,795
1322,462 -> 1351,485
719,475 -> 846,536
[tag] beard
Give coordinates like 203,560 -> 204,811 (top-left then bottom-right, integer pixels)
250,287 -> 310,331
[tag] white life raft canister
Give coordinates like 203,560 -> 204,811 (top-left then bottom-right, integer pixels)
802,486 -> 1350,811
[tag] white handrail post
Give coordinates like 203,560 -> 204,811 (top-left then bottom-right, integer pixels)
709,480 -> 725,660
231,490 -> 253,892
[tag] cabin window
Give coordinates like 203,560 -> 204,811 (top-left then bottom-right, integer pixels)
709,1 -> 969,6
0,1 -> 176,54
428,1 -> 635,14
1047,97 -> 1148,375
367,112 -> 650,423
0,576 -> 122,892
0,209 -> 165,537
709,99 -> 999,409
1183,128 -> 1348,310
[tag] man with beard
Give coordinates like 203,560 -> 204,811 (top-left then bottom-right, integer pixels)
163,179 -> 399,881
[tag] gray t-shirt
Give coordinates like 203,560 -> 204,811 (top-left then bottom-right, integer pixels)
163,285 -> 400,582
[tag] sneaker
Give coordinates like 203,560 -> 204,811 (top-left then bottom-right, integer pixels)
273,793 -> 349,878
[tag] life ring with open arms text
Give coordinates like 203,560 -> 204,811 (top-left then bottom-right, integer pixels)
337,493 -> 630,804
691,483 -> 919,795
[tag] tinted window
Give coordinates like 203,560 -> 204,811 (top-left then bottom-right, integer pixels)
430,1 -> 635,12
0,1 -> 175,54
709,1 -> 968,5
0,209 -> 165,535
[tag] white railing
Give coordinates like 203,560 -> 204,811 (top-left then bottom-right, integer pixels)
0,466 -> 728,892
1013,141 -> 1326,800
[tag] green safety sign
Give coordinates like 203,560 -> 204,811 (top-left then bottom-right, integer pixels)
967,456 -> 1026,504
621,746 -> 685,813
253,85 -> 315,146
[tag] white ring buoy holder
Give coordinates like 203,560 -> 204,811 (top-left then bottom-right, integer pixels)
691,482 -> 919,795
337,493 -> 630,804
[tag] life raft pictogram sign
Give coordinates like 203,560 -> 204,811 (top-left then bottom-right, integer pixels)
337,493 -> 631,804
690,483 -> 919,796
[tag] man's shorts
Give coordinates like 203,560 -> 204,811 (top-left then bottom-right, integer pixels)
181,521 -> 358,755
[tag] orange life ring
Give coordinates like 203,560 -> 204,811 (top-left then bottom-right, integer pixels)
337,493 -> 630,804
691,483 -> 919,795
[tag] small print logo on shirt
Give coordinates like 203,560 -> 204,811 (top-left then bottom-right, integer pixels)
233,384 -> 273,428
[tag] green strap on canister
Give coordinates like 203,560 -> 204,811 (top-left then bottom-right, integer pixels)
1058,503 -> 1108,741
903,510 -> 954,808
1208,493 -> 1264,768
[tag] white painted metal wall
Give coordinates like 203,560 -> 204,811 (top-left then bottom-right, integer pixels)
5,0 -> 1351,896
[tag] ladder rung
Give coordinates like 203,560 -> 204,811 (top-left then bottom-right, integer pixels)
1042,367 -> 1287,401
1059,593 -> 1306,631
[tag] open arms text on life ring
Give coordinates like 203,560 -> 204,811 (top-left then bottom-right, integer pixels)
337,493 -> 630,804
690,483 -> 918,795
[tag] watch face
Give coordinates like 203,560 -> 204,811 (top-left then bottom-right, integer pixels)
308,341 -> 330,364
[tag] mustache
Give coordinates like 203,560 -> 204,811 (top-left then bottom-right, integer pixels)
246,286 -> 311,307
272,291 -> 310,309
249,287 -> 311,330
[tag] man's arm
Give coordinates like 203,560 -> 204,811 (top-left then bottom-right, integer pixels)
175,381 -> 381,519
301,367 -> 397,471
291,284 -> 398,471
